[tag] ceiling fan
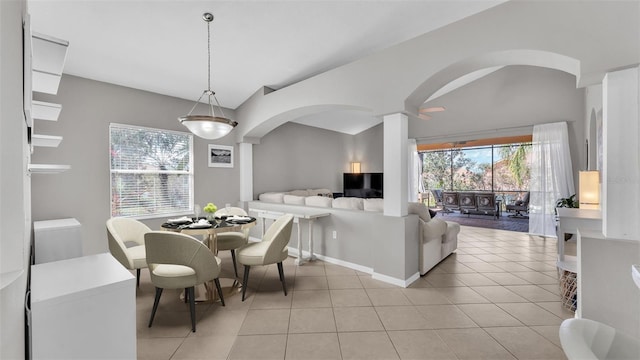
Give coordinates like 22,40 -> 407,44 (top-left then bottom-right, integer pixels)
418,106 -> 445,120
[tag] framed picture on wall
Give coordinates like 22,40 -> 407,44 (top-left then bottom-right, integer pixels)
208,144 -> 233,168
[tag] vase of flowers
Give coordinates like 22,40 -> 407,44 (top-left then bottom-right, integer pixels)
203,202 -> 218,221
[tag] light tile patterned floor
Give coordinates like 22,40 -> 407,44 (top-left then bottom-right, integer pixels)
136,226 -> 573,359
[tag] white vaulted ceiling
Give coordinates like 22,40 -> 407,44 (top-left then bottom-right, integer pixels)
28,0 -> 506,114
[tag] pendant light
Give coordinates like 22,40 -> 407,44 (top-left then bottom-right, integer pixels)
179,13 -> 237,139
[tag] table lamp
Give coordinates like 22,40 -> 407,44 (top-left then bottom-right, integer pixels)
579,171 -> 600,210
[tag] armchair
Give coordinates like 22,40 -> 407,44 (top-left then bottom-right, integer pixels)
506,191 -> 530,218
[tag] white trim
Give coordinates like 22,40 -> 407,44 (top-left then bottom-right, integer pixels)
372,271 -> 420,288
287,245 -> 420,288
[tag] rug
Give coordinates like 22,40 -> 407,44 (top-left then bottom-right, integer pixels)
434,210 -> 529,233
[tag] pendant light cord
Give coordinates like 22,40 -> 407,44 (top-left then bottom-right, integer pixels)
207,20 -> 211,93
185,12 -> 228,120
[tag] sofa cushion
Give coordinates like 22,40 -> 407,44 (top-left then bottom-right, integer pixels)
309,188 -> 332,197
259,192 -> 285,203
363,198 -> 384,212
332,197 -> 364,210
408,202 -> 431,222
288,189 -> 311,197
305,196 -> 333,208
283,194 -> 306,205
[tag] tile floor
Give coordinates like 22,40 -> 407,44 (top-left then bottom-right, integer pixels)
135,226 -> 574,359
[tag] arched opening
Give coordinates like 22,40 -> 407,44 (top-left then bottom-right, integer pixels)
406,50 -> 584,233
242,104 -> 375,141
405,49 -> 581,115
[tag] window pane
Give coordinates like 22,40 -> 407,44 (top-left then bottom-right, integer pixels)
418,141 -> 532,199
493,143 -> 532,204
422,150 -> 452,190
110,124 -> 193,218
453,147 -> 492,191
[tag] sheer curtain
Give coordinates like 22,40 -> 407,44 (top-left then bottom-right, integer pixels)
408,139 -> 422,202
528,122 -> 575,237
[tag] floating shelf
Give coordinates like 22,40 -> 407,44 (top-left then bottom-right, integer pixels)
28,164 -> 71,174
32,101 -> 62,121
32,134 -> 62,148
32,32 -> 68,95
557,255 -> 577,273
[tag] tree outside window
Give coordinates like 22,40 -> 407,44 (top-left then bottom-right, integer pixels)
109,123 -> 194,218
420,142 -> 531,206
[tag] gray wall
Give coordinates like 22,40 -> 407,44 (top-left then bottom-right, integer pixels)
252,122 -> 375,197
32,75 -> 240,255
354,123 -> 384,173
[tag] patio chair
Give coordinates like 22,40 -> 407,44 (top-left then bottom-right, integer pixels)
506,191 -> 530,218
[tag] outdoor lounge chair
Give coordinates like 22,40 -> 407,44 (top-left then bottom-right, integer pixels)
506,191 -> 529,218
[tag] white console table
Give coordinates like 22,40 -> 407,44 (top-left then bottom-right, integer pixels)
556,208 -> 602,271
250,208 -> 331,265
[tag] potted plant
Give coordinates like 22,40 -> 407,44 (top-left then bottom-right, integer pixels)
203,202 -> 218,221
556,194 -> 578,210
556,194 -> 578,240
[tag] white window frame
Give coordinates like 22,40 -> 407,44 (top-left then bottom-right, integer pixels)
109,123 -> 194,219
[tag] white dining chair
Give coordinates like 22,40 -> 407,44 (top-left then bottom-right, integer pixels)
144,231 -> 225,332
214,207 -> 250,277
237,214 -> 294,301
106,217 -> 151,287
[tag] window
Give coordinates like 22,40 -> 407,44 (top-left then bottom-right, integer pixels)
420,142 -> 531,206
110,123 -> 193,218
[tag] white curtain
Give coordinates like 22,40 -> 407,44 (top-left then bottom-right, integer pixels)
529,122 -> 575,237
408,139 -> 422,202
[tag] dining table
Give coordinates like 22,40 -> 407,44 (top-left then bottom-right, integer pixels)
160,216 -> 257,302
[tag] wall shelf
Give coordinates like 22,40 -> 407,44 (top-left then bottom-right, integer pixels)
28,164 -> 70,174
32,101 -> 62,121
31,32 -> 68,95
32,134 -> 62,148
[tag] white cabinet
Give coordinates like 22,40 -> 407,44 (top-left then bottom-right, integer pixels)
33,218 -> 82,264
30,253 -> 136,359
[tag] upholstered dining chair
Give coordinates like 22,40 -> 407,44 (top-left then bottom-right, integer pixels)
144,231 -> 225,333
106,217 -> 151,288
214,207 -> 250,277
237,214 -> 294,301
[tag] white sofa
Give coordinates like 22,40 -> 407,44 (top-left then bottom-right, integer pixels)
407,202 -> 460,275
252,190 -> 459,283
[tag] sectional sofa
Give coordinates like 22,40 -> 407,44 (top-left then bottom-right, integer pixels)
247,190 -> 460,286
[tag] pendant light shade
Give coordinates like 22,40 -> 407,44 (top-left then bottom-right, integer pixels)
179,115 -> 236,139
179,13 -> 237,139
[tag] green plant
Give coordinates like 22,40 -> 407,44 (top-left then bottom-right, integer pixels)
556,194 -> 578,209
203,202 -> 218,214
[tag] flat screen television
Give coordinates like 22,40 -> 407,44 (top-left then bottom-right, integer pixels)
343,173 -> 383,198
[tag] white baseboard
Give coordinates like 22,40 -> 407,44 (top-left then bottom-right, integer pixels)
372,271 -> 420,288
287,246 -> 419,288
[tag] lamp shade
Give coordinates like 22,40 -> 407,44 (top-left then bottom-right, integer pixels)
350,162 -> 361,173
179,115 -> 236,140
579,171 -> 600,210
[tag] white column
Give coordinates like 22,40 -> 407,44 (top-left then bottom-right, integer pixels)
602,66 -> 640,240
238,142 -> 253,203
383,113 -> 408,217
